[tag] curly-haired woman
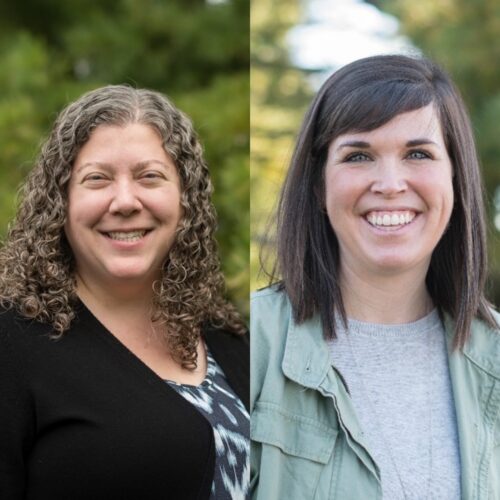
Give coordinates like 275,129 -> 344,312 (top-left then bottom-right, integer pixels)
0,86 -> 249,499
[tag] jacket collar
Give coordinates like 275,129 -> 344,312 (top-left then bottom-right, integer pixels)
282,309 -> 331,389
282,308 -> 500,387
443,311 -> 500,380
280,307 -> 381,479
444,311 -> 500,499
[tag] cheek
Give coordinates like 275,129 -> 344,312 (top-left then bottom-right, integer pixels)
149,186 -> 182,220
324,170 -> 363,218
418,171 -> 454,217
66,191 -> 108,227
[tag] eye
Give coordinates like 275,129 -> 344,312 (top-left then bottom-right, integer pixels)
344,151 -> 371,163
82,172 -> 108,183
140,170 -> 166,181
406,150 -> 432,160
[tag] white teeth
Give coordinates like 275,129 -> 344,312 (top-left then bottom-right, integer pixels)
366,211 -> 415,228
107,230 -> 146,241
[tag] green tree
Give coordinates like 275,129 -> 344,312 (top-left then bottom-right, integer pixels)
251,0 -> 312,289
0,0 -> 249,316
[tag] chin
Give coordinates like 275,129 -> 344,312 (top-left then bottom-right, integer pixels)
106,266 -> 155,282
369,254 -> 425,274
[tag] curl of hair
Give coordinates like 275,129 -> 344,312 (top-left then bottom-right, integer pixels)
0,85 -> 245,368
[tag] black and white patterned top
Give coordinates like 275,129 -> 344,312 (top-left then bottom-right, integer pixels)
166,348 -> 250,500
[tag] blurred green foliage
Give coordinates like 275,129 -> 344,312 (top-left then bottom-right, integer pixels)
0,0 -> 249,317
251,0 -> 311,290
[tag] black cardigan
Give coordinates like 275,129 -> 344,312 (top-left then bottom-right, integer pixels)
0,302 -> 249,499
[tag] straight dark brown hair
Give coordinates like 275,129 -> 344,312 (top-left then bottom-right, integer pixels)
269,54 -> 496,349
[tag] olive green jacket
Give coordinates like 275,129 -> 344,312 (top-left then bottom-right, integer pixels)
250,288 -> 500,499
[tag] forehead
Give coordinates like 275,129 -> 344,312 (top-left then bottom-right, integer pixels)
74,123 -> 175,169
330,105 -> 445,149
80,123 -> 163,150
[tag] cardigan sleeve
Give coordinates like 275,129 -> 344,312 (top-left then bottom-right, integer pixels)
0,323 -> 34,499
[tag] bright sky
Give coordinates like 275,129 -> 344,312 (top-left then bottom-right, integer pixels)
287,0 -> 417,87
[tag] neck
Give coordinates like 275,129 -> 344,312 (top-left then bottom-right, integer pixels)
75,273 -> 156,331
339,263 -> 433,324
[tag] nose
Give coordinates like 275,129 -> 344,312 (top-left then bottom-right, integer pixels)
370,160 -> 407,196
108,179 -> 143,216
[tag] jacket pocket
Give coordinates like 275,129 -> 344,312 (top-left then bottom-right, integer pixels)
251,401 -> 337,500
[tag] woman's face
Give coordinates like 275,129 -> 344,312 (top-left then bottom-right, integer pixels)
324,104 -> 454,280
65,123 -> 182,291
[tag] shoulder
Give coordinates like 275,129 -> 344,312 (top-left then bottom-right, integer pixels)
446,308 -> 500,380
250,286 -> 292,408
251,286 -> 291,335
203,324 -> 249,374
465,310 -> 500,378
251,286 -> 292,351
0,303 -> 96,383
469,309 -> 500,350
203,324 -> 248,357
0,305 -> 28,332
204,325 -> 249,410
251,285 -> 290,309
487,308 -> 500,331
0,306 -> 50,399
0,305 -> 52,346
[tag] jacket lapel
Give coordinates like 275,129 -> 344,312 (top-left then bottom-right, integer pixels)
445,314 -> 500,499
281,311 -> 380,480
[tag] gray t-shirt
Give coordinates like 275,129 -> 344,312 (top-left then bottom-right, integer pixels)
328,310 -> 461,499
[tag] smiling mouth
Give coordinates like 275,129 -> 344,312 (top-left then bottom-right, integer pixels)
104,230 -> 150,242
365,210 -> 417,228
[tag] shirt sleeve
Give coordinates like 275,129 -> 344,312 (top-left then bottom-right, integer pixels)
0,325 -> 33,498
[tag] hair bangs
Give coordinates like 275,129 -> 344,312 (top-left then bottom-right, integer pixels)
331,81 -> 434,143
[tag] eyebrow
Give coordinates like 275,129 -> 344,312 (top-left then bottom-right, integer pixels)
336,140 -> 370,150
75,159 -> 172,174
336,138 -> 439,150
405,138 -> 439,147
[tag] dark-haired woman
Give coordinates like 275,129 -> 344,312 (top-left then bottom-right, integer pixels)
0,85 -> 249,499
251,55 -> 500,499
